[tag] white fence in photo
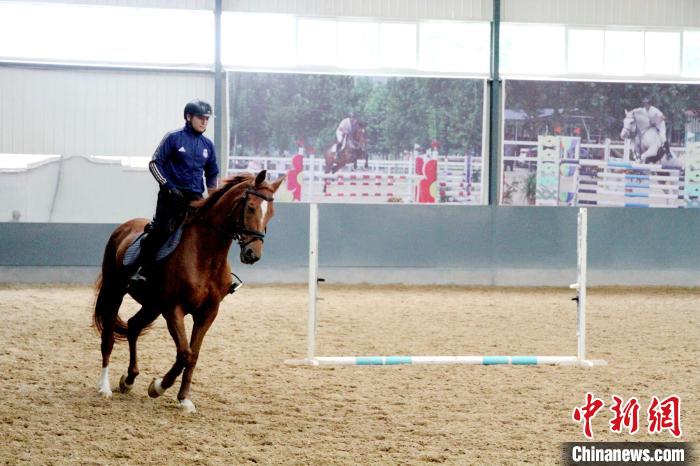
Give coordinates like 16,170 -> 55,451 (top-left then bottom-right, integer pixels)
502,137 -> 699,208
227,152 -> 483,205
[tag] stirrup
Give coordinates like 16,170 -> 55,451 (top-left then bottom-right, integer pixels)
228,272 -> 243,294
129,267 -> 148,284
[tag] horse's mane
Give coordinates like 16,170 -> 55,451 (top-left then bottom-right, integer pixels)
191,173 -> 254,216
626,108 -> 651,129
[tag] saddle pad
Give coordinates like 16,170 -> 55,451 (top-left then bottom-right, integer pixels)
123,226 -> 184,267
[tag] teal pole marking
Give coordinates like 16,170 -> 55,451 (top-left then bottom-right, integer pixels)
385,356 -> 413,365
356,357 -> 384,365
483,356 -> 509,365
511,356 -> 538,365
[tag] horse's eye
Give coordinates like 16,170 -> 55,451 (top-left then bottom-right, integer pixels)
247,206 -> 256,214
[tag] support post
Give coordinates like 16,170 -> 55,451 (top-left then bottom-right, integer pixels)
576,207 -> 588,361
307,203 -> 319,360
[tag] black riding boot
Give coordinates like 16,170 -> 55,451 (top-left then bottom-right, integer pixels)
129,264 -> 150,285
335,143 -> 343,160
128,230 -> 159,285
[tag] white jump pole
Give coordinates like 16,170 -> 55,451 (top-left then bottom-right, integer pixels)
307,203 -> 319,360
573,207 -> 587,361
286,206 -> 605,367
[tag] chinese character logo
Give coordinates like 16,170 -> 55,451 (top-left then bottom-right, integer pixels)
648,395 -> 682,438
572,392 -> 605,439
572,393 -> 682,439
609,395 -> 640,434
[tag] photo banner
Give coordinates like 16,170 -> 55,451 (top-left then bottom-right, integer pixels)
229,71 -> 487,205
500,79 -> 700,208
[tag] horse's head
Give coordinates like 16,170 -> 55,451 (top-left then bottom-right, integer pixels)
351,121 -> 367,150
235,170 -> 285,264
620,109 -> 636,140
196,170 -> 285,264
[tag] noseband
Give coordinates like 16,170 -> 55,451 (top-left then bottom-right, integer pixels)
205,187 -> 274,248
629,112 -> 638,136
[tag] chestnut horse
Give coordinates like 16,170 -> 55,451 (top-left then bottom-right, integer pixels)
93,170 -> 284,413
323,121 -> 368,174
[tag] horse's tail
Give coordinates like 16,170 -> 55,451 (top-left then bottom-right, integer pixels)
93,232 -> 128,341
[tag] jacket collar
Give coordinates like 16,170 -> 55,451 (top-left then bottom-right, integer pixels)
184,123 -> 203,136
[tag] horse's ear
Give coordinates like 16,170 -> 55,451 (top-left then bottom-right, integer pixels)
270,175 -> 286,193
255,170 -> 267,186
624,109 -> 628,114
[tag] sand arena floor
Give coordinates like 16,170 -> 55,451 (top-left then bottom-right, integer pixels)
0,284 -> 697,465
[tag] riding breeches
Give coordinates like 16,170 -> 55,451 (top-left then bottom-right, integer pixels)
336,129 -> 348,145
655,121 -> 667,144
140,188 -> 201,264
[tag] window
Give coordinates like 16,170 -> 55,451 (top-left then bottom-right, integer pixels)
645,31 -> 680,75
221,13 -> 296,67
379,23 -> 417,69
297,19 -> 337,66
683,30 -> 700,77
500,24 -> 566,75
419,21 -> 490,73
337,21 -> 379,68
0,2 -> 213,66
221,15 -> 487,74
604,30 -> 644,75
568,29 -> 604,74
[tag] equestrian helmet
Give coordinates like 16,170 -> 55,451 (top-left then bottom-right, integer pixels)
184,99 -> 214,119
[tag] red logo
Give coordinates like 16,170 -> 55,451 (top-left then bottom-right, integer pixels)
609,395 -> 640,434
648,395 -> 682,438
572,392 -> 605,439
572,393 -> 682,439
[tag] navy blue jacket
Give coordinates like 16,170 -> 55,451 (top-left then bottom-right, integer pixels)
149,125 -> 219,194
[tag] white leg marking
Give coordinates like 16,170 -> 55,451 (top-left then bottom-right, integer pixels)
259,200 -> 268,223
153,378 -> 165,396
179,399 -> 196,413
98,366 -> 112,398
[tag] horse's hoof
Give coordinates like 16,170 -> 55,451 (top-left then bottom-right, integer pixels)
98,388 -> 112,398
179,399 -> 196,414
148,378 -> 165,398
119,374 -> 133,393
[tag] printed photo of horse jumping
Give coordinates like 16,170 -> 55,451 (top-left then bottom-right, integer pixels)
229,71 -> 486,205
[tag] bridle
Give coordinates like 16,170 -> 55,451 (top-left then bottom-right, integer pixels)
622,112 -> 636,139
203,187 -> 274,249
625,110 -> 655,142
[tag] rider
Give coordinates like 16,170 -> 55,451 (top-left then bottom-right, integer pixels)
642,97 -> 667,146
335,111 -> 359,158
129,99 -> 220,286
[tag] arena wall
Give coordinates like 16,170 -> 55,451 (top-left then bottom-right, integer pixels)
1,0 -> 699,286
2,204 -> 699,286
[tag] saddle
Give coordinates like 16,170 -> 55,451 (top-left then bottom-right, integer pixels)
335,135 -> 360,156
123,225 -> 184,268
124,223 -> 244,296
